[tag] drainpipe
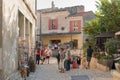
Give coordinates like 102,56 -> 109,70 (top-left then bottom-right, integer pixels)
40,11 -> 42,41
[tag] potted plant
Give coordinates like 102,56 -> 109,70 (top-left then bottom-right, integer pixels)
97,53 -> 113,71
96,38 -> 120,71
105,38 -> 120,58
115,60 -> 120,73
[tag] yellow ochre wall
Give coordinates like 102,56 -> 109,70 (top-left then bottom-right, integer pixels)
41,34 -> 83,49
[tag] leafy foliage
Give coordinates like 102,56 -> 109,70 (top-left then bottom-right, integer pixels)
97,54 -> 112,60
83,36 -> 96,57
83,0 -> 120,36
96,0 -> 120,33
105,38 -> 120,56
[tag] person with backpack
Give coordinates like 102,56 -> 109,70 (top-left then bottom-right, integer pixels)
64,45 -> 71,71
86,45 -> 93,69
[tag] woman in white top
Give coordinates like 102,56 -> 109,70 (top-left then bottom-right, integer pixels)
44,46 -> 51,64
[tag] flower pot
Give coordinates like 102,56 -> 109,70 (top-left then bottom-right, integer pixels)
28,57 -> 35,72
97,59 -> 113,71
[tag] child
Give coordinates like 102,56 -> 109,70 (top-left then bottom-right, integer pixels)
77,56 -> 81,68
72,57 -> 77,69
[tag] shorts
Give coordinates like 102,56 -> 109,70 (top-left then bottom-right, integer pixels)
60,59 -> 65,68
87,56 -> 91,62
46,56 -> 50,59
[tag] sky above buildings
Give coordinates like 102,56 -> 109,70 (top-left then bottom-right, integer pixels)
37,0 -> 98,12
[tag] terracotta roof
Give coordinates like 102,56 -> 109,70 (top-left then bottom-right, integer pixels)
67,11 -> 93,17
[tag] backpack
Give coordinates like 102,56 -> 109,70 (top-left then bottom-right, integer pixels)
56,53 -> 60,59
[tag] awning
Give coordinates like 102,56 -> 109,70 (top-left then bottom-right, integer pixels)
115,31 -> 120,35
36,32 -> 81,36
95,32 -> 114,38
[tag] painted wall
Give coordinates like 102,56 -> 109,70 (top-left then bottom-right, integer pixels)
41,34 -> 83,49
37,10 -> 84,49
2,0 -> 36,79
41,11 -> 70,34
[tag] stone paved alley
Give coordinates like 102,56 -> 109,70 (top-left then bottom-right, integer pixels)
19,57 -> 113,80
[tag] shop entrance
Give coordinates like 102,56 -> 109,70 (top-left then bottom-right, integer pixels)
51,40 -> 61,44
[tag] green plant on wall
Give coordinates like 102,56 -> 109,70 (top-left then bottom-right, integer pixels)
105,38 -> 120,58
96,53 -> 113,60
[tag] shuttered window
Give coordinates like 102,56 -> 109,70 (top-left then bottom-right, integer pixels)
48,19 -> 58,30
69,20 -> 81,32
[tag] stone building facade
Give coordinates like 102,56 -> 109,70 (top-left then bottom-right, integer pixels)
0,0 -> 36,79
36,2 -> 94,50
36,5 -> 94,49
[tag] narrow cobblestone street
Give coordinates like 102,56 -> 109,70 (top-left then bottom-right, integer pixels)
21,57 -> 113,80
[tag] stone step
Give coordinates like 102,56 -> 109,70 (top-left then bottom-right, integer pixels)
111,70 -> 120,80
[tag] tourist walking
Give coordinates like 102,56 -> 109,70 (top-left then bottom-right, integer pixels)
59,47 -> 65,73
44,45 -> 51,64
35,48 -> 41,65
86,45 -> 93,69
56,48 -> 60,70
40,47 -> 45,64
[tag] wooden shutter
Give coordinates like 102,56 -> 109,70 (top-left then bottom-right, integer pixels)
70,21 -> 72,32
78,20 -> 81,32
56,19 -> 58,29
48,19 -> 51,30
54,19 -> 58,29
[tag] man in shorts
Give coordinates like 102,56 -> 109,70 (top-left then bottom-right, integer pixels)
86,45 -> 93,69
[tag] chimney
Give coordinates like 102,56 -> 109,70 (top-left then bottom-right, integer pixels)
51,1 -> 55,8
76,5 -> 84,12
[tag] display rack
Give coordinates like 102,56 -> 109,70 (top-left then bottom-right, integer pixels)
17,37 -> 29,69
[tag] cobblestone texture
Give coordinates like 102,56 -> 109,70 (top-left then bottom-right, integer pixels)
19,57 -> 113,80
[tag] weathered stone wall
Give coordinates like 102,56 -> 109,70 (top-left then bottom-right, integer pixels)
0,0 -> 2,48
2,0 -> 36,79
0,0 -> 2,70
2,0 -> 19,79
25,0 -> 35,15
36,12 -> 40,40
0,48 -> 2,70
19,0 -> 36,44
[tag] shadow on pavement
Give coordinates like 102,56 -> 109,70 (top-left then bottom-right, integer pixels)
71,75 -> 89,80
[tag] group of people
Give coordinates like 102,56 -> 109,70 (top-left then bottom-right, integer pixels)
35,45 -> 51,65
56,45 -> 81,73
35,42 -> 93,73
56,45 -> 93,73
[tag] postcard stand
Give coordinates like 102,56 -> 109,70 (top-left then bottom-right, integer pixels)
17,37 -> 29,78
